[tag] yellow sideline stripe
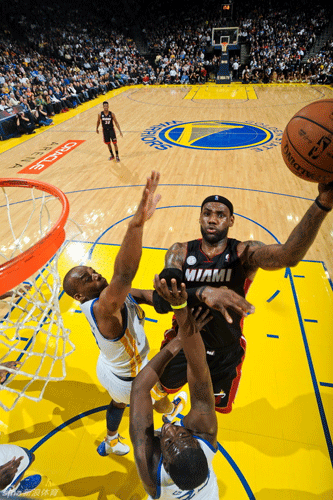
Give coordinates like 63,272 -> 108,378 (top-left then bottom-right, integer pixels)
0,86 -> 133,154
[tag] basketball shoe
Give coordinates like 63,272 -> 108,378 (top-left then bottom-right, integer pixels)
97,433 -> 130,456
162,391 -> 187,424
15,474 -> 42,494
109,155 -> 115,161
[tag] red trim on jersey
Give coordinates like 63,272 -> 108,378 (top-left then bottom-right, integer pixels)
215,336 -> 247,414
239,278 -> 253,330
199,240 -> 213,262
198,238 -> 230,262
198,239 -> 213,261
160,384 -> 183,395
244,277 -> 253,296
215,274 -> 251,412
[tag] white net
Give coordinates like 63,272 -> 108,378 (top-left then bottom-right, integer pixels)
0,182 -> 80,411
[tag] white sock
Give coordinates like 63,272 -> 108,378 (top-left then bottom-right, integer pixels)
106,433 -> 118,442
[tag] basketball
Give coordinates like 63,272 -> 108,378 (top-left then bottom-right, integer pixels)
281,99 -> 333,183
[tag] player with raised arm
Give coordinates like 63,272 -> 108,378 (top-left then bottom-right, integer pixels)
130,276 -> 219,499
63,172 -> 186,456
153,183 -> 333,413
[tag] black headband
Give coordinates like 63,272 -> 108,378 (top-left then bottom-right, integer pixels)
201,195 -> 234,215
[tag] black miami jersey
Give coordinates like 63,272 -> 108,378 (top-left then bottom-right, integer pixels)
183,238 -> 251,349
101,111 -> 113,130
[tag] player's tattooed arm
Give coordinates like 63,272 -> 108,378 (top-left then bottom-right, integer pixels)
239,240 -> 267,277
240,238 -> 289,274
241,201 -> 329,273
164,242 -> 187,270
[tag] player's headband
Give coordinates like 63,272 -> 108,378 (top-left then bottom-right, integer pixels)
201,195 -> 234,215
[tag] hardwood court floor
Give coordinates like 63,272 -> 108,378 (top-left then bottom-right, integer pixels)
0,83 -> 332,500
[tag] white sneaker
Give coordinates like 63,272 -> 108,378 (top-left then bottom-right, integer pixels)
97,434 -> 130,456
163,391 -> 187,423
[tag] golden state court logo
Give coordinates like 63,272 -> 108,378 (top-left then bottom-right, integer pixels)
141,120 -> 282,151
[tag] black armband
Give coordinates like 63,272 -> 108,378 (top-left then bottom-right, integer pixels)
153,290 -> 173,313
153,267 -> 191,314
159,268 -> 183,286
152,268 -> 183,314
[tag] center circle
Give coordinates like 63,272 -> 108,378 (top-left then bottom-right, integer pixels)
158,120 -> 274,150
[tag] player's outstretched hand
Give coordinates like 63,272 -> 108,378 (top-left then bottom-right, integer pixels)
132,171 -> 161,226
0,456 -> 24,490
191,307 -> 213,331
201,286 -> 255,324
0,361 -> 22,383
317,180 -> 333,210
153,276 -> 187,308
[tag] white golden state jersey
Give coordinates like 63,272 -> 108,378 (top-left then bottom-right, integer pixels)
80,293 -> 150,378
149,423 -> 219,499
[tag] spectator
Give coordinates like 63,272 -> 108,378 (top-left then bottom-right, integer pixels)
0,99 -> 9,111
8,93 -> 20,106
142,74 -> 150,85
16,112 -> 36,135
36,105 -> 53,126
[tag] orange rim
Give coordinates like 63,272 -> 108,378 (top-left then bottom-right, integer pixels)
0,178 -> 69,295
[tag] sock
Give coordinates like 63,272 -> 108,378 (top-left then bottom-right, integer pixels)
106,432 -> 118,442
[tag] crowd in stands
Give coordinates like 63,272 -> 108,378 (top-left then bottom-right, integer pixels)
141,0 -> 333,85
235,1 -> 333,84
0,0 -> 155,137
0,0 -> 332,139
302,38 -> 333,85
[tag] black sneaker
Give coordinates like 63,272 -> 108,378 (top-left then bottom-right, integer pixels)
116,156 -> 120,162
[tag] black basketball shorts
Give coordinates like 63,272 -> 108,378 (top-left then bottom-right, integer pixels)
103,128 -> 116,144
159,330 -> 246,414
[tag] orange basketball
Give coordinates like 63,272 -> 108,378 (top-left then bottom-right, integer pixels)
281,99 -> 333,183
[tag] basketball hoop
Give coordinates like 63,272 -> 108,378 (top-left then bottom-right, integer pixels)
0,178 -> 79,411
222,43 -> 228,53
0,179 -> 69,295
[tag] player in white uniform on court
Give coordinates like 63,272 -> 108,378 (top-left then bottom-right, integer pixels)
0,444 -> 41,496
63,172 -> 186,456
130,276 -> 219,499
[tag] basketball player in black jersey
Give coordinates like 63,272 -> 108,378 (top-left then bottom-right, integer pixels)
153,183 -> 333,413
96,101 -> 123,161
